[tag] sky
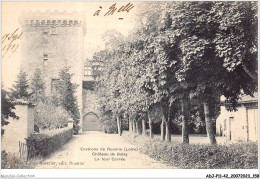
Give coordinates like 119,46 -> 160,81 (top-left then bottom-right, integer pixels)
1,1 -> 141,89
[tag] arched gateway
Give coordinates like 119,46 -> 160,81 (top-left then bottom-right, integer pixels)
82,112 -> 102,131
82,61 -> 102,132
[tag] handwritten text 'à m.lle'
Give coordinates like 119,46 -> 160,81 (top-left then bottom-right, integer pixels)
93,3 -> 134,16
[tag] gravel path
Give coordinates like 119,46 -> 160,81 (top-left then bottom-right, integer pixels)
35,131 -> 173,169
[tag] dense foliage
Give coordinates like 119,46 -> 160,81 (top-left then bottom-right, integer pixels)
1,150 -> 41,169
123,132 -> 258,169
93,1 -> 257,144
10,69 -> 30,100
30,68 -> 45,102
35,99 -> 70,129
26,127 -> 73,158
54,67 -> 81,134
5,67 -> 79,133
1,88 -> 18,137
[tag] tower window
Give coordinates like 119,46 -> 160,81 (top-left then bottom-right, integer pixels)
43,27 -> 48,35
43,29 -> 48,43
43,54 -> 48,66
51,79 -> 60,92
84,66 -> 92,76
51,27 -> 57,35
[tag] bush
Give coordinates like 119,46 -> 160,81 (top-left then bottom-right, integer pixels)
1,150 -> 43,169
122,132 -> 258,169
26,127 -> 73,158
2,150 -> 25,169
103,121 -> 118,134
35,99 -> 70,130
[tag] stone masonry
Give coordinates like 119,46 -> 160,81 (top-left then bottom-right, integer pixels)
19,11 -> 86,126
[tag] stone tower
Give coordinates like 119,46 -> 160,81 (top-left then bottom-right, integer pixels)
19,10 -> 86,126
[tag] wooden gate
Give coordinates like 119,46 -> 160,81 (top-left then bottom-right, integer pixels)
18,141 -> 28,161
82,112 -> 102,131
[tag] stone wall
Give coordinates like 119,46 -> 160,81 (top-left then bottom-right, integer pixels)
2,102 -> 35,154
19,11 -> 85,122
82,89 -> 100,117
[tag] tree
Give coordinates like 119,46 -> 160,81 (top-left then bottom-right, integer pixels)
1,87 -> 18,137
55,67 -> 80,134
135,1 -> 257,144
166,1 -> 258,144
102,30 -> 126,51
10,69 -> 30,100
213,2 -> 258,82
94,1 -> 257,145
30,68 -> 45,102
34,99 -> 70,129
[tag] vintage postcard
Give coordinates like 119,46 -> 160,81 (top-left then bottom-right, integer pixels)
1,1 -> 259,178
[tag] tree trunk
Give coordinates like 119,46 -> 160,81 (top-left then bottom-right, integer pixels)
160,103 -> 166,141
117,116 -> 122,136
165,105 -> 171,142
246,108 -> 249,142
136,121 -> 140,134
132,119 -> 136,133
181,99 -> 189,144
142,118 -> 146,135
204,102 -> 217,145
161,119 -> 165,141
129,118 -> 133,132
165,121 -> 171,142
148,111 -> 154,138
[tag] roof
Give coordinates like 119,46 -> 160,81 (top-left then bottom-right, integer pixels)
220,93 -> 258,106
238,93 -> 258,104
14,99 -> 35,106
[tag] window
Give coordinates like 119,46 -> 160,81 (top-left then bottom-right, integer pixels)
51,27 -> 57,35
43,28 -> 48,43
51,79 -> 60,92
43,54 -> 48,66
84,66 -> 92,76
74,20 -> 79,25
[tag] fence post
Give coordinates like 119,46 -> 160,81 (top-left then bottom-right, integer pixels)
68,118 -> 74,129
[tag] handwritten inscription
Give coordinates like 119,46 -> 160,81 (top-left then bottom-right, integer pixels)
2,28 -> 23,59
93,3 -> 134,16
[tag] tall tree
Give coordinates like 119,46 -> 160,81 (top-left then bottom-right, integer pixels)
134,1 -> 257,144
94,1 -> 257,146
30,68 -> 45,102
56,67 -> 80,134
10,69 -> 30,100
213,2 -> 258,82
167,1 -> 258,144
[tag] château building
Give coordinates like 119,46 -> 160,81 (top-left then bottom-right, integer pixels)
19,11 -> 101,131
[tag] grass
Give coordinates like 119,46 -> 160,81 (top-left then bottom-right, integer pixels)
122,131 -> 258,169
1,150 -> 44,169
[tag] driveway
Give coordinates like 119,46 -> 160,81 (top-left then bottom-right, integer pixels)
35,131 -> 172,169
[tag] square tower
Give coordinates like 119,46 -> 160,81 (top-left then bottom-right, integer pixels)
19,10 -> 86,125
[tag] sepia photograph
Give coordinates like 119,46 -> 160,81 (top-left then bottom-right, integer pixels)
1,0 -> 259,177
